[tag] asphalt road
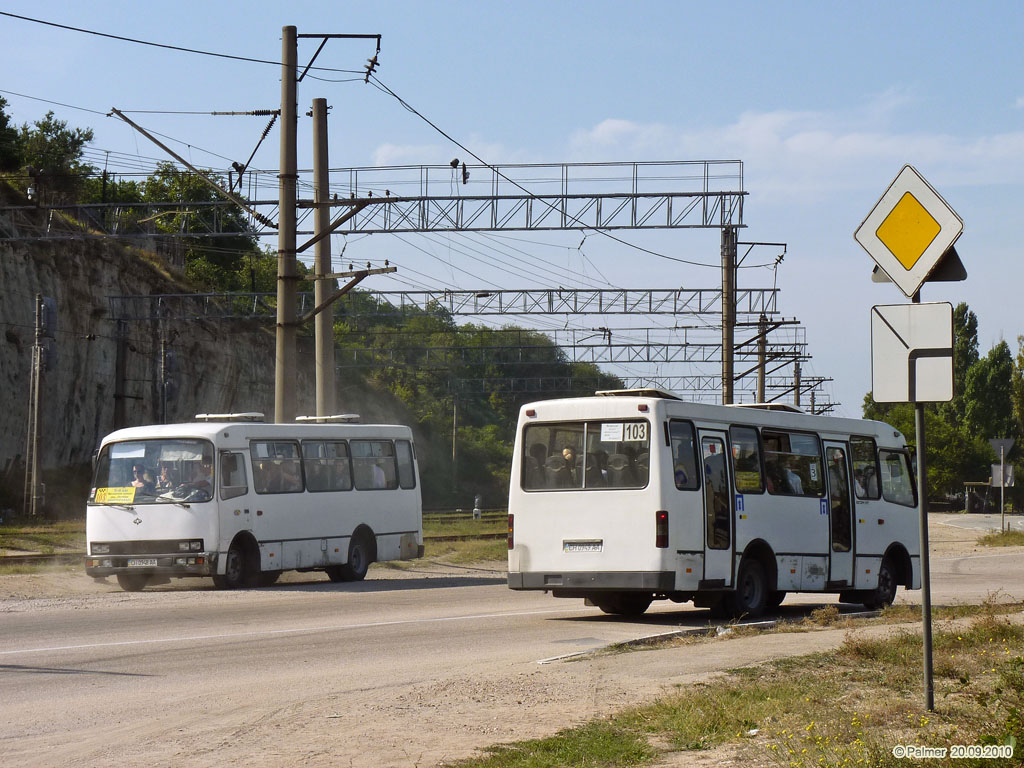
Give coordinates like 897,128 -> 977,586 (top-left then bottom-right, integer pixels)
1,513 -> 1021,767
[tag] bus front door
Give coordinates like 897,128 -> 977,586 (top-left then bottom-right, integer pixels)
824,442 -> 854,587
699,431 -> 733,586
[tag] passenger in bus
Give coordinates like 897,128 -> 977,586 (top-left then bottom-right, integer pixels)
673,462 -> 688,488
371,460 -> 387,489
561,446 -> 581,486
280,461 -> 303,492
527,443 -> 548,488
587,450 -> 609,487
156,465 -> 174,491
131,464 -> 155,493
785,463 -> 804,494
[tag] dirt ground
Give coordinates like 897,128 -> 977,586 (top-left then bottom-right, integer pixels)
1,515 -> 1020,768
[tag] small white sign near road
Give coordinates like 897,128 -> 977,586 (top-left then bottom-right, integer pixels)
871,302 -> 953,403
854,165 -> 963,299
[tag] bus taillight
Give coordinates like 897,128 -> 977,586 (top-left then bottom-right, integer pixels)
508,514 -> 514,550
655,510 -> 668,548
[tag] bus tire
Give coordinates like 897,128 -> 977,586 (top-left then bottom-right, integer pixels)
596,592 -> 652,617
728,559 -> 768,619
341,534 -> 372,581
862,558 -> 897,610
325,566 -> 345,583
116,573 -> 150,592
765,590 -> 786,611
213,542 -> 248,589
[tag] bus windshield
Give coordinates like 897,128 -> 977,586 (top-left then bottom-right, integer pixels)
91,439 -> 215,504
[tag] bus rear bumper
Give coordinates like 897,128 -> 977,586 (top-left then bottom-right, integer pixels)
84,554 -> 216,578
508,570 -> 674,593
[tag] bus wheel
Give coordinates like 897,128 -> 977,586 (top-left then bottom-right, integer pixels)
730,559 -> 768,618
325,566 -> 345,583
213,543 -> 247,589
765,591 -> 786,611
116,573 -> 150,592
862,558 -> 897,610
596,593 -> 652,617
341,535 -> 372,581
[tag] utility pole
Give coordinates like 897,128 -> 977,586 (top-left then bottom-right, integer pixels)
721,226 -> 737,404
276,25 -> 299,423
793,360 -> 801,408
113,319 -> 128,430
312,97 -> 335,416
756,313 -> 768,403
22,294 -> 44,517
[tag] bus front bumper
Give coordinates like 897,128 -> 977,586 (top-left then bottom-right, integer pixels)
508,570 -> 674,593
85,553 -> 216,578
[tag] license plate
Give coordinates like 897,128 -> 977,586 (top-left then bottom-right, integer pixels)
127,558 -> 157,567
563,540 -> 603,553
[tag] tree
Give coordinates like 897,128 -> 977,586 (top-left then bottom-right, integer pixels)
964,340 -> 1014,440
18,111 -> 94,203
0,96 -> 20,172
940,302 -> 980,424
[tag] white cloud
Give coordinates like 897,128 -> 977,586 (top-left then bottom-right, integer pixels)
568,93 -> 1024,202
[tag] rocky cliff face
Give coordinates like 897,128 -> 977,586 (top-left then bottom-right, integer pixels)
0,223 -> 418,514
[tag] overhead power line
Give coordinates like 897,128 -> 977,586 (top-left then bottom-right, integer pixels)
0,11 -> 362,73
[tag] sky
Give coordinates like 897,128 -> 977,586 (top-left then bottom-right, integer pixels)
1,0 -> 1022,416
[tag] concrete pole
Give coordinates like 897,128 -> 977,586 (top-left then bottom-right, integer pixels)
275,25 -> 298,423
312,98 -> 335,417
721,226 -> 737,404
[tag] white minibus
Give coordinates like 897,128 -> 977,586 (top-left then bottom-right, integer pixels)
86,414 -> 423,591
507,389 -> 919,617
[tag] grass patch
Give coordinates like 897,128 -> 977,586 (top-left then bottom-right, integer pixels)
449,603 -> 1024,768
979,529 -> 1024,547
455,722 -> 654,768
424,537 -> 507,564
0,520 -> 85,553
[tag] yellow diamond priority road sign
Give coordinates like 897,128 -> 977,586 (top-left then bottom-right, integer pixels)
854,165 -> 963,298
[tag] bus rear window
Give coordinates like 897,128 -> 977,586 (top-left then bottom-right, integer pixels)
522,420 -> 650,491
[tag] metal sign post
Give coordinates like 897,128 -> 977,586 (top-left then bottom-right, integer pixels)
989,438 -> 1015,531
855,165 -> 965,713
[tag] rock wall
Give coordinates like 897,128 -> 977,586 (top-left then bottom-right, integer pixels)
0,231 -> 419,514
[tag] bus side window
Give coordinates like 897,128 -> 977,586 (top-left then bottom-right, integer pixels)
220,452 -> 248,500
669,420 -> 698,490
352,440 -> 398,490
850,436 -> 880,500
879,450 -> 916,507
729,425 -> 763,494
763,430 -> 823,497
396,440 -> 416,490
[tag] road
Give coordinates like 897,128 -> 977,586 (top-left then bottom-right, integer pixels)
1,513 -> 1021,767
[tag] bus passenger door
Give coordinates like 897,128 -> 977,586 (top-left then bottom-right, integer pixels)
824,442 -> 853,587
699,431 -> 733,586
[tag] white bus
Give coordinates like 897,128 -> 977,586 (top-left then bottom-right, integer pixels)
507,389 -> 920,617
86,414 -> 423,592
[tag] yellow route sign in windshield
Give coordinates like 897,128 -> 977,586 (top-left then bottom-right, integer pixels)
95,486 -> 137,504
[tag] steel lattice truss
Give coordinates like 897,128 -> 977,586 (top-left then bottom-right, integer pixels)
448,375 -> 835,413
106,288 -> 778,321
334,340 -> 806,368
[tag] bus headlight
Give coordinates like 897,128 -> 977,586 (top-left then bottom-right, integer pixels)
92,543 -> 110,555
179,540 -> 204,551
